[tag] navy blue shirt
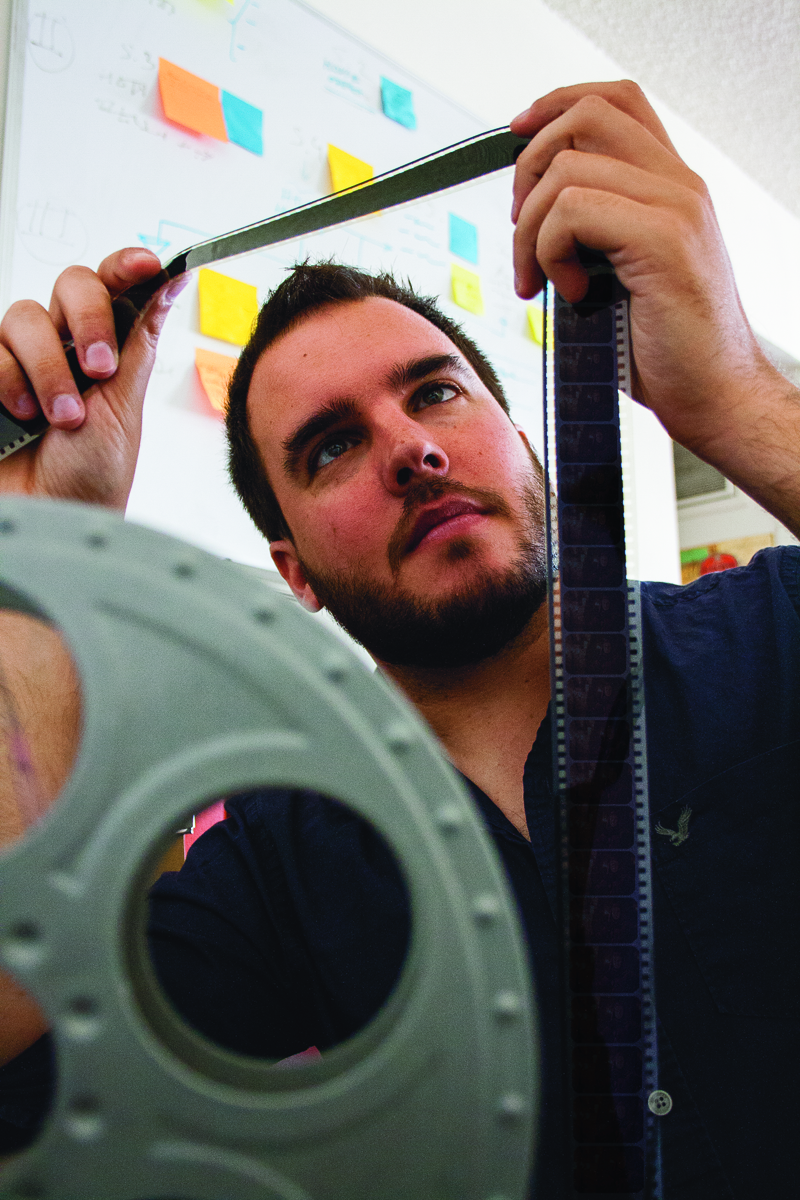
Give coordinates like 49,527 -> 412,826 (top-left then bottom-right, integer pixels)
2,547 -> 799,1196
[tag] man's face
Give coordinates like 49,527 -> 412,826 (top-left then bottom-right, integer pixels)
249,296 -> 547,667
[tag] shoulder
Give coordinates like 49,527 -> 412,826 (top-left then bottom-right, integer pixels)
154,788 -> 407,915
637,546 -> 800,801
640,545 -> 800,648
222,789 -> 397,869
642,544 -> 800,612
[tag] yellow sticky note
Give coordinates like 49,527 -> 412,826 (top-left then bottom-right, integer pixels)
328,144 -> 373,193
198,269 -> 259,346
158,59 -> 228,141
451,263 -> 484,316
195,347 -> 238,413
527,305 -> 544,346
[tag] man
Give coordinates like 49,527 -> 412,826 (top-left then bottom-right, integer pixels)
0,83 -> 798,1195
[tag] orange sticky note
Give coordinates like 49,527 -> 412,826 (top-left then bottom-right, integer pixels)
158,58 -> 228,141
451,263 -> 484,316
327,144 -> 373,193
198,268 -> 259,346
195,347 -> 238,413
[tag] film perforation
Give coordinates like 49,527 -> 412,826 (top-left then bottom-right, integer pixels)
0,418 -> 47,461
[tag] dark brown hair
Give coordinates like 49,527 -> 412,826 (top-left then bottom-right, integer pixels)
225,260 -> 512,542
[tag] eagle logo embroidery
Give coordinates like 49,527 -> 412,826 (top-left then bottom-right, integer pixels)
655,806 -> 692,847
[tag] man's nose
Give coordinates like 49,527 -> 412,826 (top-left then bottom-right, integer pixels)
381,428 -> 449,496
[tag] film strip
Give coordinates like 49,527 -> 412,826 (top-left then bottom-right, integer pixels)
0,408 -> 48,463
544,251 -> 662,1198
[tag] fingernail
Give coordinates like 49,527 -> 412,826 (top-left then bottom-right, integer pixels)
514,270 -> 521,293
52,394 -> 83,423
512,107 -> 530,123
14,393 -> 38,419
85,341 -> 117,373
164,273 -> 190,303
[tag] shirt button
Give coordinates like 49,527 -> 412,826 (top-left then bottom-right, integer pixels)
648,1089 -> 673,1115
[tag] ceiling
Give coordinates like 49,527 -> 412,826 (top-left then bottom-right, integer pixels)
545,0 -> 800,220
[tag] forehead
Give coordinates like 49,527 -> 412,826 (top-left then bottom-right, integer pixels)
247,296 -> 471,446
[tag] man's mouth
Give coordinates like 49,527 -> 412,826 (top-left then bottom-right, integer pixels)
404,498 -> 489,555
386,480 -> 513,574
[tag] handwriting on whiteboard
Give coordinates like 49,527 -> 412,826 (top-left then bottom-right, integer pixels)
28,11 -> 74,72
119,44 -> 158,72
17,199 -> 87,265
95,98 -> 167,139
228,0 -> 265,63
98,73 -> 148,100
323,48 -> 379,112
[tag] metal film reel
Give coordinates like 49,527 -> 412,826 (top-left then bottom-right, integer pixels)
0,496 -> 538,1200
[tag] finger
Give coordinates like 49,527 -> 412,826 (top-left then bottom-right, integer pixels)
511,94 -> 695,224
94,273 -> 190,426
48,249 -> 163,376
510,80 -> 679,156
59,273 -> 191,511
524,186 -> 671,303
47,249 -> 161,334
0,344 -> 41,422
48,265 -> 119,379
95,246 -> 164,298
0,301 -> 85,428
513,150 -> 695,295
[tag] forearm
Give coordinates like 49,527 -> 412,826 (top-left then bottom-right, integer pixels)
0,612 -> 81,833
0,611 -> 81,1062
0,972 -> 47,1068
677,362 -> 800,539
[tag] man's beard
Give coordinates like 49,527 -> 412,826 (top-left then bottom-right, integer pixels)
298,476 -> 549,669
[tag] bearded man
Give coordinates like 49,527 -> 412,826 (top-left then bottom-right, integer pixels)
0,83 -> 798,1197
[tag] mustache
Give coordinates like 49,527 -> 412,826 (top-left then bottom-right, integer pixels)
386,478 -> 512,575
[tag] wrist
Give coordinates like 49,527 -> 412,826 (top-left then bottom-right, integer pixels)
672,363 -> 800,536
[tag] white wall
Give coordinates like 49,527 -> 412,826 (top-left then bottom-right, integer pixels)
678,491 -> 800,554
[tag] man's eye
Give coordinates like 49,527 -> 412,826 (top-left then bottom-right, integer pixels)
415,382 -> 460,409
315,434 -> 356,470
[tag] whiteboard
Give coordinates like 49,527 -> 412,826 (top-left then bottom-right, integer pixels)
0,0 -> 545,571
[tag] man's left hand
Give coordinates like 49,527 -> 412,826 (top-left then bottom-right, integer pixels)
509,81 -> 800,537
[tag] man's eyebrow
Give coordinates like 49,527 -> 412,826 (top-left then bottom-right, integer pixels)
384,353 -> 468,391
282,397 -> 361,477
280,356 -> 469,478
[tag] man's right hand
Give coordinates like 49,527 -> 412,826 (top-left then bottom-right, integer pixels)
0,248 -> 185,511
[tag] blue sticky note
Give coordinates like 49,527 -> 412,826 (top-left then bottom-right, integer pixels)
449,213 -> 478,264
221,89 -> 263,155
381,77 -> 416,130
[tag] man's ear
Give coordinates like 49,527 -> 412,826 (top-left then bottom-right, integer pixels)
269,540 -> 324,613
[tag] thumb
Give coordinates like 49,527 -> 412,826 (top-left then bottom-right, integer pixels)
99,273 -> 191,424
